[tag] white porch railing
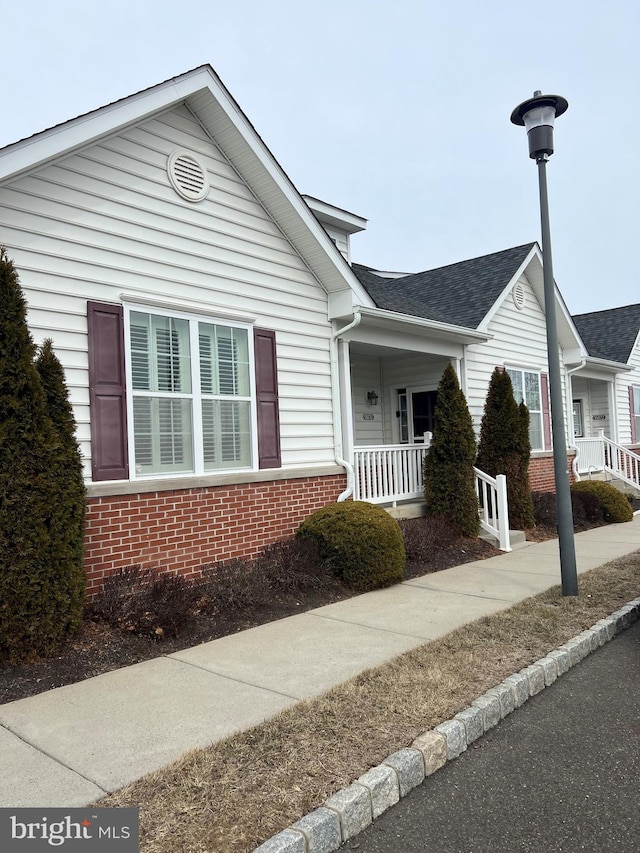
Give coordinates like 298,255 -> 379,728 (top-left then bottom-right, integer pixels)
603,436 -> 640,490
575,432 -> 640,491
573,438 -> 605,474
474,467 -> 511,552
354,444 -> 429,504
353,444 -> 512,551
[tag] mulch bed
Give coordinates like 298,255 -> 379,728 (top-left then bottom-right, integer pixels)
3,497 -> 638,706
0,536 -> 499,706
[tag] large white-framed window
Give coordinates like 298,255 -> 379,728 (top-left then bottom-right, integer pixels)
125,306 -> 256,477
506,367 -> 544,451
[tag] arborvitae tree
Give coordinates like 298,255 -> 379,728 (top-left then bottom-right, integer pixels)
476,368 -> 535,529
36,338 -> 86,624
0,249 -> 83,662
516,400 -> 535,528
423,363 -> 479,537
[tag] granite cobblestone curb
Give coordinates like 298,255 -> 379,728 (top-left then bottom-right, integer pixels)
253,598 -> 640,853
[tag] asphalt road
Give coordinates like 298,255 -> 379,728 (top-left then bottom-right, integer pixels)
342,620 -> 640,853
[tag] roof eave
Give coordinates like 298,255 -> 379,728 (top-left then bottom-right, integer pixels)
357,306 -> 492,344
580,356 -> 632,374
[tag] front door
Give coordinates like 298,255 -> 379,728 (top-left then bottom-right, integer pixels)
397,388 -> 438,443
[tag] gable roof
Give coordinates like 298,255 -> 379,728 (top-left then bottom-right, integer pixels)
352,243 -> 537,328
0,65 -> 373,311
572,304 -> 640,364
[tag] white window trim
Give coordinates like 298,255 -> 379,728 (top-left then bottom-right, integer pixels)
395,383 -> 439,444
633,384 -> 640,442
123,303 -> 258,480
505,365 -> 545,452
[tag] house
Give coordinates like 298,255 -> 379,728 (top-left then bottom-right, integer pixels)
569,305 -> 640,486
348,250 -> 640,496
0,65 -> 637,593
350,243 -> 568,494
570,305 -> 640,446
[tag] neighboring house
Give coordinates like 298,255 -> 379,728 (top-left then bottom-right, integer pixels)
350,243 -> 585,494
570,305 -> 640,485
0,65 -> 636,591
571,305 -> 640,449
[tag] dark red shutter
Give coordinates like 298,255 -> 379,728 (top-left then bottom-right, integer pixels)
87,301 -> 129,480
541,372 -> 552,450
630,386 -> 637,445
254,328 -> 281,469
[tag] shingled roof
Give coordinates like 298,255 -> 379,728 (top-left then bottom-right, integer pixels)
352,243 -> 536,328
572,304 -> 640,364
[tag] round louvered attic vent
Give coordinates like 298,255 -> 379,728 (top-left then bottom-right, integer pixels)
512,282 -> 526,310
167,150 -> 209,202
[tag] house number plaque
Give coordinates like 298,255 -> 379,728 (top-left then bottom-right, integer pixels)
362,414 -> 375,421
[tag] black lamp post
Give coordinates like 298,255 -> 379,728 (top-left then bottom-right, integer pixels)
510,91 -> 578,597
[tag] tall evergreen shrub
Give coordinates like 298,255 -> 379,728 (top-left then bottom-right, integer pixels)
476,368 -> 535,529
0,250 -> 84,662
423,363 -> 479,537
36,338 -> 86,620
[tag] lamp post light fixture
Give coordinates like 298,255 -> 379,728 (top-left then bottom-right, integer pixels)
511,91 -> 578,597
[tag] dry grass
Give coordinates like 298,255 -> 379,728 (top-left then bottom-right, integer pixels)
100,552 -> 640,853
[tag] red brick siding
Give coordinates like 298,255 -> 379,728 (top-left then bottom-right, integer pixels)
84,474 -> 347,597
529,454 -> 577,493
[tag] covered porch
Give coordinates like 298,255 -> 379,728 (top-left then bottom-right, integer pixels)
569,365 -> 627,475
340,316 -> 466,505
333,310 -> 511,549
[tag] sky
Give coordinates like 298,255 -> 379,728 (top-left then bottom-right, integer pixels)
2,0 -> 638,315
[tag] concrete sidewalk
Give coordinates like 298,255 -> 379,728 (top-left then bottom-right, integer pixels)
1,518 -> 639,809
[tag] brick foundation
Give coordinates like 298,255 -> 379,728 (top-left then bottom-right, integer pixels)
529,453 -> 577,493
84,473 -> 347,596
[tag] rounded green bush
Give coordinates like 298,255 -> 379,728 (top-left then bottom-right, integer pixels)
570,480 -> 633,524
297,501 -> 405,592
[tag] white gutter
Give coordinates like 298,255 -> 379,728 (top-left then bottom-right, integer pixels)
357,305 -> 491,343
331,311 -> 362,501
566,359 -> 587,477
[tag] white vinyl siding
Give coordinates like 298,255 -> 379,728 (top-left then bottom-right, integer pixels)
350,352 -> 448,446
322,224 -> 350,262
0,104 -> 335,479
350,356 -> 385,446
465,273 -> 569,445
588,381 -> 611,438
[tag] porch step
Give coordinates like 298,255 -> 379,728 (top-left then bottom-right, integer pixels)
607,477 -> 640,497
579,472 -> 640,496
480,529 -> 527,549
383,501 -> 427,520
